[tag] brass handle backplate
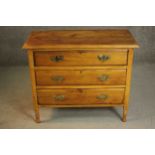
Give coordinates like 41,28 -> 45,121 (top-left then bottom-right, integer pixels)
96,94 -> 108,100
97,55 -> 110,62
54,95 -> 65,101
98,75 -> 109,81
51,76 -> 64,82
50,56 -> 64,62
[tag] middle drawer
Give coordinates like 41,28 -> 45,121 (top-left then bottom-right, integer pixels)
35,69 -> 126,86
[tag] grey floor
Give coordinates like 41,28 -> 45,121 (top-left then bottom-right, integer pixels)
0,63 -> 155,128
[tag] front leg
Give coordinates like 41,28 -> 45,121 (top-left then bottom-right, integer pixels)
122,106 -> 128,122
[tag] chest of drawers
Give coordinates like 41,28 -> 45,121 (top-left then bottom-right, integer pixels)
23,29 -> 139,123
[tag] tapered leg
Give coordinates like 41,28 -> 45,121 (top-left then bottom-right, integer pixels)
122,106 -> 128,122
28,50 -> 41,123
34,104 -> 40,123
35,112 -> 40,123
122,49 -> 134,122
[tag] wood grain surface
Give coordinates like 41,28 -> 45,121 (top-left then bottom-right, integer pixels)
23,30 -> 139,49
35,69 -> 126,86
34,50 -> 128,66
37,88 -> 125,105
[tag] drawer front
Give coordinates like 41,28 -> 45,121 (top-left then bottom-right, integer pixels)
37,88 -> 125,105
34,50 -> 128,66
36,69 -> 126,86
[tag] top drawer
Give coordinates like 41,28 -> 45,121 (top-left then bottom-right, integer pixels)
34,49 -> 128,66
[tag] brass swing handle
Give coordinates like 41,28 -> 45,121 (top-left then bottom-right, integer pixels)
97,55 -> 110,62
51,76 -> 64,82
98,75 -> 109,81
96,94 -> 108,100
54,95 -> 65,101
50,55 -> 64,62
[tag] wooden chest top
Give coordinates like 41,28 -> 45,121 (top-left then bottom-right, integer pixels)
23,29 -> 139,49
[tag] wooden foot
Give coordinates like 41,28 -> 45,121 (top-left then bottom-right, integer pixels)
122,115 -> 127,122
122,106 -> 127,122
35,111 -> 41,123
35,118 -> 40,123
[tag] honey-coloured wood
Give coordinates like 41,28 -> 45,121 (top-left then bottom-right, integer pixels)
36,85 -> 125,89
35,69 -> 126,86
27,50 -> 40,123
37,88 -> 125,105
23,29 -> 139,122
122,49 -> 134,122
34,66 -> 127,70
34,50 -> 128,66
39,104 -> 123,108
23,30 -> 139,49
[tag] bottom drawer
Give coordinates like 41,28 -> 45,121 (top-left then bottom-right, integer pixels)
37,88 -> 125,105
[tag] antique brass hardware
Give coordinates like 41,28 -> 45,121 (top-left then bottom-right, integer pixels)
51,76 -> 64,82
97,55 -> 110,61
54,95 -> 65,101
50,55 -> 64,62
98,75 -> 109,81
96,94 -> 108,100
